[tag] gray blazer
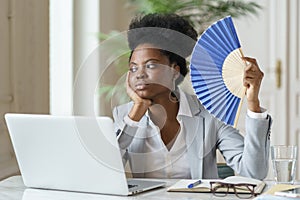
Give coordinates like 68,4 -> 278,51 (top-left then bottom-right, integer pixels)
113,92 -> 272,180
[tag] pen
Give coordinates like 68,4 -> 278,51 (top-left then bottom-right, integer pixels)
187,180 -> 202,188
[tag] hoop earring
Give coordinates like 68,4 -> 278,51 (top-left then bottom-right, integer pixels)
169,90 -> 179,103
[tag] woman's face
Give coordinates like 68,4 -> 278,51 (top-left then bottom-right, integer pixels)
128,43 -> 179,101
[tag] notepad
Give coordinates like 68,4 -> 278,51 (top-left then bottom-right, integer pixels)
264,184 -> 300,196
167,176 -> 265,194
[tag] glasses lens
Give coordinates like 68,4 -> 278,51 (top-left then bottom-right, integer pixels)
234,184 -> 255,199
210,182 -> 228,197
235,193 -> 254,199
210,182 -> 255,199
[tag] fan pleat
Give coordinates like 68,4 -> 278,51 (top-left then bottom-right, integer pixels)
200,32 -> 232,56
208,95 -> 229,121
190,66 -> 220,75
195,83 -> 225,99
213,22 -> 234,49
225,92 -> 239,113
211,93 -> 240,124
208,24 -> 236,52
196,41 -> 227,68
220,21 -> 237,49
226,17 -> 241,47
191,58 -> 220,71
222,49 -> 245,98
189,16 -> 244,126
196,83 -> 226,105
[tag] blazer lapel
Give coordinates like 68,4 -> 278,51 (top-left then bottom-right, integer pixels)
183,94 -> 205,179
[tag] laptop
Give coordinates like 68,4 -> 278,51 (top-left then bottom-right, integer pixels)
5,113 -> 166,196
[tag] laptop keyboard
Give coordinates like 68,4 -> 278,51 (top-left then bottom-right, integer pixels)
128,184 -> 138,189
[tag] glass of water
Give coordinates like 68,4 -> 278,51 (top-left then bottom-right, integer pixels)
271,145 -> 297,184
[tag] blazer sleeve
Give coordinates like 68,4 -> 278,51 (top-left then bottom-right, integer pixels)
112,103 -> 148,148
113,106 -> 135,148
217,114 -> 272,180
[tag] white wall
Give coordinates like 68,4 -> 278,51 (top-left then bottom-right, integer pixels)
50,0 -> 101,116
50,0 -> 73,115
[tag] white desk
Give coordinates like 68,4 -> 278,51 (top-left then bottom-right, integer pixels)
0,176 -> 274,200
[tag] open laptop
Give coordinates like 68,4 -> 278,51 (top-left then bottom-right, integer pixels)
5,113 -> 165,196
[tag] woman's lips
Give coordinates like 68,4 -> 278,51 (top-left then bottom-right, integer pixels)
135,82 -> 149,90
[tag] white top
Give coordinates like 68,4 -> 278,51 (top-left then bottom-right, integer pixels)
142,120 -> 191,178
124,90 -> 192,178
124,90 -> 267,178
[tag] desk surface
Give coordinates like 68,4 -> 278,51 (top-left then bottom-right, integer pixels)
0,176 -> 274,200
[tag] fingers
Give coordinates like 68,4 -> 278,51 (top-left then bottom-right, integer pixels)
243,57 -> 262,75
242,57 -> 258,66
242,57 -> 263,112
242,57 -> 264,89
126,72 -> 134,97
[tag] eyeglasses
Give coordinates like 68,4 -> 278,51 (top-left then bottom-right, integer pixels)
209,181 -> 257,199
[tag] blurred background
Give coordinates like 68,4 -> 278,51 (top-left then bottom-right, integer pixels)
0,0 -> 299,181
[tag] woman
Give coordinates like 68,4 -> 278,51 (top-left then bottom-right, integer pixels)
113,13 -> 272,179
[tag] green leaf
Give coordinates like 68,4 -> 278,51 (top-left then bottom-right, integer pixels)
126,0 -> 261,34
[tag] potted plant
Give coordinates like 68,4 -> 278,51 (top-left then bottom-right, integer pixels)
98,0 -> 261,115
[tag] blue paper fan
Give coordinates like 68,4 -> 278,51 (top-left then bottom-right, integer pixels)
190,16 -> 247,127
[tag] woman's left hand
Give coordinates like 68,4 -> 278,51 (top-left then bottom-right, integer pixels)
243,57 -> 264,113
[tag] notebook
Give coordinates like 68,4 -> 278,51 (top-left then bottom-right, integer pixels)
168,176 -> 265,194
5,113 -> 165,196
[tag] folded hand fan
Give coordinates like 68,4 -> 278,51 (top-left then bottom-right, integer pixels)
190,16 -> 246,127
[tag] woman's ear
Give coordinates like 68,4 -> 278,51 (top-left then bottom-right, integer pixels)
172,64 -> 181,79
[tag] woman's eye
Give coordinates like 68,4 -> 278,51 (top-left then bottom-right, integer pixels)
146,63 -> 159,69
129,66 -> 138,73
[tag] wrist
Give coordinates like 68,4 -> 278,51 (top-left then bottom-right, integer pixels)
128,102 -> 150,121
247,99 -> 261,113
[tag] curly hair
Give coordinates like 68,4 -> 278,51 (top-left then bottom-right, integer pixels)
127,13 -> 198,86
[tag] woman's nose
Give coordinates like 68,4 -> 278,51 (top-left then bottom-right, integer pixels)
136,67 -> 147,79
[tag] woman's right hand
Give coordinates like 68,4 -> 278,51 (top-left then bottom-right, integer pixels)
126,72 -> 152,121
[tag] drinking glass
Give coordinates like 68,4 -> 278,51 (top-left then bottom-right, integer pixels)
271,145 -> 297,184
